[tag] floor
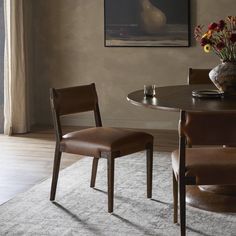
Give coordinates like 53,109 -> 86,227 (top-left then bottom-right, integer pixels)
0,129 -> 80,205
0,127 -> 178,205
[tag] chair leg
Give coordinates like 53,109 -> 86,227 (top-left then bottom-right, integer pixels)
90,157 -> 99,188
107,154 -> 115,213
50,145 -> 62,201
173,171 -> 178,223
179,179 -> 186,236
146,143 -> 153,198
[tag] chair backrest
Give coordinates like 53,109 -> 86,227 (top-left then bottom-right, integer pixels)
50,83 -> 102,142
188,68 -> 211,84
180,110 -> 236,146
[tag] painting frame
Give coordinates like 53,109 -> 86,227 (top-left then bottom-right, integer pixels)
104,0 -> 191,47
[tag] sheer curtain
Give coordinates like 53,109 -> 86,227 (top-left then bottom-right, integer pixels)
4,0 -> 29,135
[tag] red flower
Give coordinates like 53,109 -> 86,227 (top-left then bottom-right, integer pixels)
230,33 -> 236,43
208,22 -> 218,30
200,37 -> 211,46
218,20 -> 226,31
216,42 -> 225,50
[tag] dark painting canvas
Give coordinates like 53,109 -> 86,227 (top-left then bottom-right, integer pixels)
105,0 -> 190,47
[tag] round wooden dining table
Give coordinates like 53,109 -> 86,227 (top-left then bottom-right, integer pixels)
127,84 -> 236,212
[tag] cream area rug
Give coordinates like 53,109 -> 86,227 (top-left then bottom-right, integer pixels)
0,152 -> 235,236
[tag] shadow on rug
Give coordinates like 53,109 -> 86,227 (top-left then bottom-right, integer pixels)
0,152 -> 235,235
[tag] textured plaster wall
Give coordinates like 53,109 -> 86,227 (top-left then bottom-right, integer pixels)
31,0 -> 236,130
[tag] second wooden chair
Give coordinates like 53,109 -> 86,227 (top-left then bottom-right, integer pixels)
188,68 -> 211,84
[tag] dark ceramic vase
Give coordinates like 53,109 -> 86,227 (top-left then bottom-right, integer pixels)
209,62 -> 236,95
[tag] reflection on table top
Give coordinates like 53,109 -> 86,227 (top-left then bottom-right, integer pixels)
127,85 -> 236,112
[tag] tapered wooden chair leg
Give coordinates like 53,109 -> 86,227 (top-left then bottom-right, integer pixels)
90,157 -> 99,188
173,171 -> 178,223
146,143 -> 153,198
179,180 -> 186,236
50,146 -> 62,201
107,155 -> 115,213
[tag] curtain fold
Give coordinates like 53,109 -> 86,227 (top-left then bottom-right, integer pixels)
4,0 -> 29,135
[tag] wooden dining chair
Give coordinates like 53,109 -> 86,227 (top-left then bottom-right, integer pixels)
172,110 -> 236,236
49,83 -> 154,213
188,68 -> 211,84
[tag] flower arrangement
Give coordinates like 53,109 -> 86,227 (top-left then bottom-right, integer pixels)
194,16 -> 236,62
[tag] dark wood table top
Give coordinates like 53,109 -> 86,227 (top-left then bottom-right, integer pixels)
127,84 -> 236,112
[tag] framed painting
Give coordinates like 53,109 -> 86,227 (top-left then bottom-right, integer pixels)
104,0 -> 190,47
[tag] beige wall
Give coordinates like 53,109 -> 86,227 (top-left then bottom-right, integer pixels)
30,0 -> 236,130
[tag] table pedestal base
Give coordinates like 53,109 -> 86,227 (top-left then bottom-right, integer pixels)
186,185 -> 236,212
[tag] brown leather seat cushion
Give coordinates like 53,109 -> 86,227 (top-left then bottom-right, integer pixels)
172,147 -> 236,185
60,127 -> 153,157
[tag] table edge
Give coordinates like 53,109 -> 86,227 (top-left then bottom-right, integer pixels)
126,96 -> 180,112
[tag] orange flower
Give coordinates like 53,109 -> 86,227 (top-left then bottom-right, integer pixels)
202,30 -> 212,39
